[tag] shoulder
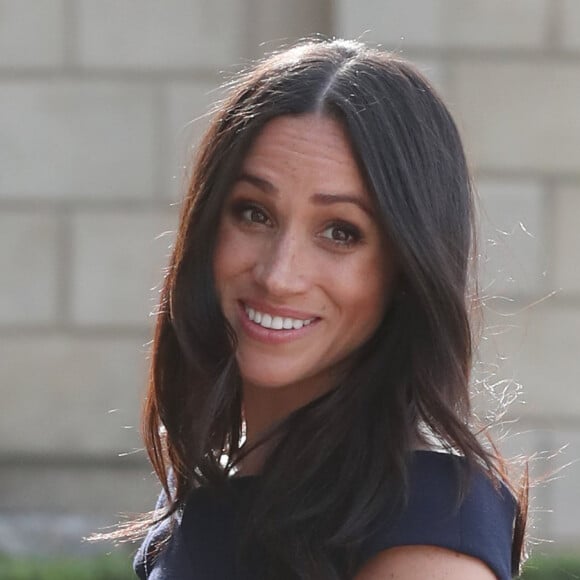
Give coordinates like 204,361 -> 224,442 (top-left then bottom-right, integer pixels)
355,545 -> 499,580
357,451 -> 517,580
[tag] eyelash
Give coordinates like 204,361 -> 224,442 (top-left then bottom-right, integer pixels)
320,222 -> 362,247
230,200 -> 363,248
232,201 -> 272,227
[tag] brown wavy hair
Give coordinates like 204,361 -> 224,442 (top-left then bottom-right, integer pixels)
125,39 -> 526,578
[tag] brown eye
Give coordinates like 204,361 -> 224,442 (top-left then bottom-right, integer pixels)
242,206 -> 269,224
320,222 -> 362,246
232,200 -> 272,226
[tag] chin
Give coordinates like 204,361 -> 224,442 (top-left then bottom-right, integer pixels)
236,356 -> 314,390
239,369 -> 300,391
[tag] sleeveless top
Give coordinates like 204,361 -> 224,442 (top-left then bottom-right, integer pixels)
134,450 -> 517,579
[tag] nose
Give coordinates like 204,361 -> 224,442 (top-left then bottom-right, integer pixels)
252,231 -> 310,296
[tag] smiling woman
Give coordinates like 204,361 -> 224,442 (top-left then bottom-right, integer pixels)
108,39 -> 527,579
214,115 -> 395,426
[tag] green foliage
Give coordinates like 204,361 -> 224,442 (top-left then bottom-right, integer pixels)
1,551 -> 579,579
520,553 -> 580,580
0,551 -> 134,580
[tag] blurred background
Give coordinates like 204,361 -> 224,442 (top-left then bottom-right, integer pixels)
1,0 -> 579,576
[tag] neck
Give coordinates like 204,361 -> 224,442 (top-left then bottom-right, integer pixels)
237,374 -> 341,475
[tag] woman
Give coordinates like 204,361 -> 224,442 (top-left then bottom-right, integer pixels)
132,39 -> 527,579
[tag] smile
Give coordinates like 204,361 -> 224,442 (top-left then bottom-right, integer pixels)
244,304 -> 315,330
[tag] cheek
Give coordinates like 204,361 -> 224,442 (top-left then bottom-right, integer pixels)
213,224 -> 237,294
333,253 -> 393,327
213,223 -> 259,291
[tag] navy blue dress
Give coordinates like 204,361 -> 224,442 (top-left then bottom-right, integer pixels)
134,451 -> 517,579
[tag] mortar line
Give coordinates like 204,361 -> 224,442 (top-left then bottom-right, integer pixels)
0,198 -> 179,212
0,67 -> 223,83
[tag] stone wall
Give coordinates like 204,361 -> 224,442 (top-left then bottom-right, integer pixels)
1,0 -> 578,555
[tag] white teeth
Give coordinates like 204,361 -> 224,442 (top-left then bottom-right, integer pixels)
244,304 -> 314,331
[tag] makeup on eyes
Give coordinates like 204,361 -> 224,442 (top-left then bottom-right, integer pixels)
228,197 -> 366,249
319,220 -> 363,247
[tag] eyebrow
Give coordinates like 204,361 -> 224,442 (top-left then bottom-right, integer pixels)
237,171 -> 372,217
237,172 -> 276,194
310,192 -> 372,217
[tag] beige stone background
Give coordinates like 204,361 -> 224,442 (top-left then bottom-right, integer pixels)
0,0 -> 578,558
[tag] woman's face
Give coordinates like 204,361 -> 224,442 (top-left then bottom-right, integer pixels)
214,114 -> 396,398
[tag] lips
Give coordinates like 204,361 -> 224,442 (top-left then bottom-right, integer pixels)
237,301 -> 319,343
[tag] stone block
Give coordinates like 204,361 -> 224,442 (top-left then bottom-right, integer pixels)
477,179 -> 547,298
498,427 -> 551,485
163,81 -> 221,199
562,0 -> 580,51
475,422 -> 580,546
0,335 -> 148,455
247,0 -> 331,59
494,427 -> 551,541
411,58 -> 447,95
0,213 -> 59,324
0,513 -> 129,557
553,185 -> 580,294
71,210 -> 177,325
0,0 -> 65,67
337,0 -> 439,48
0,462 -> 157,516
0,82 -> 156,199
77,0 -> 243,69
449,62 -> 580,173
478,302 -> 580,420
548,429 -> 580,544
336,0 -> 547,49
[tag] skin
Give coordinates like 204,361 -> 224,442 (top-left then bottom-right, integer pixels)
354,545 -> 497,579
214,113 -> 394,453
213,113 -> 496,578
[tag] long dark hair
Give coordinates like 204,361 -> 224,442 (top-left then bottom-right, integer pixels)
138,39 -> 526,578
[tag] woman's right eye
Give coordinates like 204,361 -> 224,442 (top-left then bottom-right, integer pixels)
232,201 -> 272,226
242,206 -> 269,224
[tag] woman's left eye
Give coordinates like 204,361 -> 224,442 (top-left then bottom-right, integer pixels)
320,222 -> 362,246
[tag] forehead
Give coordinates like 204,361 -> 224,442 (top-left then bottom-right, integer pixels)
240,114 -> 368,193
